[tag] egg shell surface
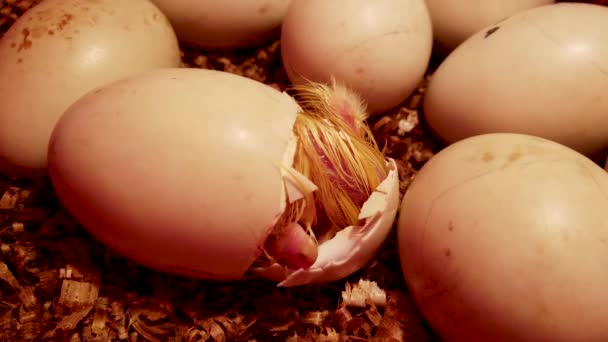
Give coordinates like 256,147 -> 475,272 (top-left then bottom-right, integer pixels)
48,68 -> 302,280
0,0 -> 182,178
149,0 -> 291,49
280,0 -> 433,114
423,3 -> 608,156
398,133 -> 608,342
425,0 -> 554,52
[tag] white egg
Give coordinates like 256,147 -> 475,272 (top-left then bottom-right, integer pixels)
399,133 -> 608,341
150,0 -> 292,49
423,3 -> 608,156
0,0 -> 182,178
425,0 -> 555,52
280,0 -> 433,114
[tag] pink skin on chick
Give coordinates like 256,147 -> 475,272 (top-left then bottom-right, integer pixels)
312,140 -> 370,207
268,222 -> 318,270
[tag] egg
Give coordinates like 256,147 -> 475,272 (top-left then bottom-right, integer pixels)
149,0 -> 291,49
47,68 -> 400,286
425,0 -> 554,53
280,0 -> 433,114
398,133 -> 608,342
423,3 -> 608,156
0,0 -> 182,179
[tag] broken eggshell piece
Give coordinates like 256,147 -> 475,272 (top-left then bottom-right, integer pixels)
251,158 -> 399,287
47,67 -> 398,286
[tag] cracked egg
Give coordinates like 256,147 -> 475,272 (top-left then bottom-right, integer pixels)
47,68 -> 400,287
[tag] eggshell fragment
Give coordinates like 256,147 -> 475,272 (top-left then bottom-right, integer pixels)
280,0 -> 433,114
425,0 -> 554,52
0,0 -> 181,178
423,3 -> 608,156
398,133 -> 608,342
149,0 -> 291,49
251,159 -> 399,287
48,68 -> 400,285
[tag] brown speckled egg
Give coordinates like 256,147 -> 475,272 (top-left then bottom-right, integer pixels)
0,0 -> 181,178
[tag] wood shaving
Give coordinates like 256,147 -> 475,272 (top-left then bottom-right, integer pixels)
127,299 -> 177,342
341,280 -> 387,307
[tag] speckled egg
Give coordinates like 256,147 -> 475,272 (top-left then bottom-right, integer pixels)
0,0 -> 181,178
423,3 -> 608,156
399,133 -> 608,342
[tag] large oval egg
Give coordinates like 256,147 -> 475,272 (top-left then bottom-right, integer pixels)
280,0 -> 433,114
150,0 -> 292,49
398,133 -> 608,341
0,0 -> 182,178
48,68 -> 301,280
423,3 -> 608,156
425,0 -> 555,52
